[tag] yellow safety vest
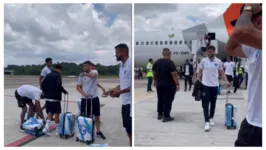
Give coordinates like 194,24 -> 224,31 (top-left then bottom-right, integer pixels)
234,62 -> 243,75
146,63 -> 153,77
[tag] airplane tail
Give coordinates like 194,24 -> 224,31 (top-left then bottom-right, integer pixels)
223,3 -> 245,36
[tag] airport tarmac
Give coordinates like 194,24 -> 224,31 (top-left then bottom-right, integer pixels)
4,76 -> 128,147
134,79 -> 246,147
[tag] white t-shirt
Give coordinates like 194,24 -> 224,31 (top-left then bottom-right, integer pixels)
119,58 -> 132,105
224,61 -> 235,76
40,66 -> 51,81
185,64 -> 189,75
199,57 -> 223,87
77,69 -> 99,98
17,85 -> 42,101
242,45 -> 262,128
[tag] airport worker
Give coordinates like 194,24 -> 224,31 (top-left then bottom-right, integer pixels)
152,48 -> 179,122
233,58 -> 244,93
225,3 -> 262,146
103,43 -> 132,146
223,57 -> 235,93
146,58 -> 154,92
15,85 -> 45,130
76,61 -> 106,139
197,45 -> 230,132
41,64 -> 68,136
184,59 -> 193,92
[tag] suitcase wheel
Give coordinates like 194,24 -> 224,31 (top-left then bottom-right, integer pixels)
226,126 -> 230,129
86,140 -> 90,145
65,135 -> 69,139
34,127 -> 38,131
76,137 -> 79,142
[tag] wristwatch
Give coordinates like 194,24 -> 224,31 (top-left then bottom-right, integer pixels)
243,5 -> 253,12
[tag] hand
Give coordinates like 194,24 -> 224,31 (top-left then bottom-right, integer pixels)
102,88 -> 106,93
176,84 -> 180,92
64,91 -> 69,95
110,90 -> 120,98
225,81 -> 231,88
83,93 -> 89,97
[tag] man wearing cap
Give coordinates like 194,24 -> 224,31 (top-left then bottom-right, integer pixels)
41,64 -> 68,136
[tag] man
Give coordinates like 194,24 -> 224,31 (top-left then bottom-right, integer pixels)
76,61 -> 106,139
15,85 -> 45,130
197,46 -> 230,131
223,57 -> 235,93
184,59 -> 193,91
152,48 -> 179,122
41,64 -> 68,135
39,58 -> 52,112
103,43 -> 132,146
244,60 -> 248,89
146,58 -> 153,92
225,3 -> 262,146
233,59 -> 244,93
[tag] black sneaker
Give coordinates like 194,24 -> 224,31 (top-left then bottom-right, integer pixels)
20,125 -> 24,130
157,114 -> 163,120
162,117 -> 174,122
97,131 -> 106,140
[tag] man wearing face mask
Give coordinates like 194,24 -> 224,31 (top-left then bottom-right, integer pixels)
197,46 -> 230,132
225,3 -> 262,147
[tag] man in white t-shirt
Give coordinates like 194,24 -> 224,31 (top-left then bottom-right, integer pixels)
15,85 -> 45,130
225,3 -> 262,146
39,58 -> 52,112
223,57 -> 235,93
197,46 -> 230,131
76,61 -> 106,140
104,43 -> 132,146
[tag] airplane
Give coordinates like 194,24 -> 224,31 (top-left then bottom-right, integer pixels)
134,4 -> 245,69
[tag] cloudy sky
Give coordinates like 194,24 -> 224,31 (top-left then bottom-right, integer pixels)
4,4 -> 132,67
135,3 -> 230,32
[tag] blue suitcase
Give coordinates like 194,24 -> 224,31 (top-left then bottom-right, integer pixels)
59,94 -> 75,139
225,91 -> 237,129
22,117 -> 44,136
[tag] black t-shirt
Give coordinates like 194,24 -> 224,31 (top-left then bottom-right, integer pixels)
152,59 -> 177,87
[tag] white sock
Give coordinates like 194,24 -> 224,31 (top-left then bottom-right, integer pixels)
56,124 -> 60,133
45,120 -> 51,130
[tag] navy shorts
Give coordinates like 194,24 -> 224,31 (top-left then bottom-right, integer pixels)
122,104 -> 132,134
81,97 -> 100,117
15,90 -> 33,108
46,101 -> 61,114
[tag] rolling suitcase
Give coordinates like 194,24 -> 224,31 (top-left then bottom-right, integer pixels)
225,89 -> 237,129
76,97 -> 95,145
59,94 -> 75,139
22,117 -> 44,136
218,84 -> 222,95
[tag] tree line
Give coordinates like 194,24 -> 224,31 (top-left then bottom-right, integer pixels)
5,62 -> 120,76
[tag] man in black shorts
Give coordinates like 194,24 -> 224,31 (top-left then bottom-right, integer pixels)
223,57 -> 235,93
76,61 -> 106,139
42,64 -> 68,136
15,85 -> 45,129
104,43 -> 132,146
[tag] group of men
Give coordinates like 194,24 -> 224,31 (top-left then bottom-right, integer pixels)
147,3 -> 262,147
15,43 -> 132,146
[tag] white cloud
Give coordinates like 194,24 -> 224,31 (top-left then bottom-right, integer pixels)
135,3 -> 230,32
4,4 -> 132,67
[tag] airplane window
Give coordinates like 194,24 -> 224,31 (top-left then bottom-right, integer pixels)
146,41 -> 149,45
179,41 -> 182,44
151,41 -> 153,45
169,41 -> 173,45
160,41 -> 163,45
136,42 -> 139,45
141,41 -> 144,45
174,41 -> 177,45
155,41 -> 158,45
165,41 -> 168,45
184,41 -> 187,44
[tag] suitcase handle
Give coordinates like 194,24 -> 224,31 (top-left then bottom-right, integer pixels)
226,87 -> 229,104
85,95 -> 93,118
63,94 -> 69,113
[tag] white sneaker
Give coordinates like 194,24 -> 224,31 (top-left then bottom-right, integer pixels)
204,122 -> 211,131
42,127 -> 51,136
210,118 -> 215,126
